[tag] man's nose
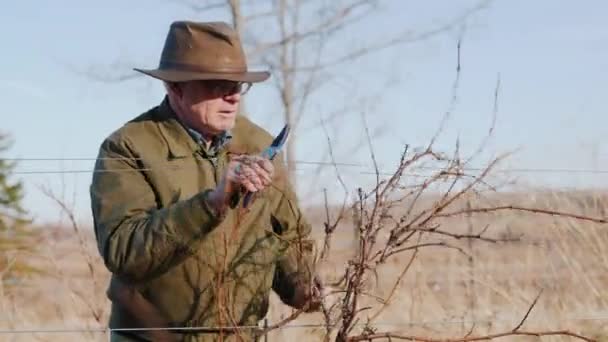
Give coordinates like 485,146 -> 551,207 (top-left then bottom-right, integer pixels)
223,92 -> 240,104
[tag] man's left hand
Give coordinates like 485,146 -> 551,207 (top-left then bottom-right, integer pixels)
307,276 -> 324,312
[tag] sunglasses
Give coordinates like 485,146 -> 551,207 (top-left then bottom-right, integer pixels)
200,80 -> 253,97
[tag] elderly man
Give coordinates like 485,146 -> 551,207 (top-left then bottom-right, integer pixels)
90,21 -> 320,342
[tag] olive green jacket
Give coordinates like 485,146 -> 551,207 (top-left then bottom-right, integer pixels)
90,98 -> 315,342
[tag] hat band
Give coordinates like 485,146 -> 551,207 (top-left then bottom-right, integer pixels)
159,60 -> 248,74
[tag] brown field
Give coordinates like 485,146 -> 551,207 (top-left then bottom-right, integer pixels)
2,189 -> 608,341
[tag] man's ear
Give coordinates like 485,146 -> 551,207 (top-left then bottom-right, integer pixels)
165,81 -> 183,99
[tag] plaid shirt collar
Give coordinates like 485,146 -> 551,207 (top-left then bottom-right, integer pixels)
184,125 -> 232,157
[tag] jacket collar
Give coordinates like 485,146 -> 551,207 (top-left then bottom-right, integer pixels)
181,122 -> 232,158
155,97 -> 201,159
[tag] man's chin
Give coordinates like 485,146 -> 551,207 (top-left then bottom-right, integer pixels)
214,119 -> 236,133
219,112 -> 237,120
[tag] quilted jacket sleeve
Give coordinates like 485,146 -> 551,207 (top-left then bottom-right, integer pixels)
90,135 -> 223,283
267,152 -> 318,310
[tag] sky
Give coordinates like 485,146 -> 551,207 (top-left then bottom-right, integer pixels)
1,0 -> 607,226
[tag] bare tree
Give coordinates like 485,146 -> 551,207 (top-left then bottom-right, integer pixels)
83,0 -> 492,188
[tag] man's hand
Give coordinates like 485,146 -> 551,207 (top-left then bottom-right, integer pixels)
227,155 -> 275,193
288,275 -> 325,312
306,276 -> 324,312
207,155 -> 275,215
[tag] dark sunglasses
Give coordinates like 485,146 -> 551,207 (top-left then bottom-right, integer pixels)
200,80 -> 253,97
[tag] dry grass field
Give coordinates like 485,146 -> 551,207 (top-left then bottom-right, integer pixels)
2,189 -> 608,341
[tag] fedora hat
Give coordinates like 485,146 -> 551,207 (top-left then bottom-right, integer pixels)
134,20 -> 270,83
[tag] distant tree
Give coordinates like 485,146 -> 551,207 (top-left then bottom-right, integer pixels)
0,132 -> 37,286
84,0 -> 491,189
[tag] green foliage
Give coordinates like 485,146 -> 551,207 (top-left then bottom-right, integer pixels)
0,132 -> 39,286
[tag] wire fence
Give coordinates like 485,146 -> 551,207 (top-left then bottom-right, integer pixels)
5,157 -> 608,176
2,157 -> 608,340
2,314 -> 608,338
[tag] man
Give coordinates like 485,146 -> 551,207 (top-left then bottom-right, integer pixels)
90,21 -> 321,342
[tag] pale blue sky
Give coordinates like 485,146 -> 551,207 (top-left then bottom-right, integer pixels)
1,0 -> 607,225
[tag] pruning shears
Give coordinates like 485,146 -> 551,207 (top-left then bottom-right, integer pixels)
242,124 -> 290,208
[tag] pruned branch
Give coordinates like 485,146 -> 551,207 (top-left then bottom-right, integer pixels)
368,248 -> 418,321
436,205 -> 608,224
403,225 -> 514,244
347,287 -> 591,342
259,305 -> 309,335
512,288 -> 543,332
38,185 -> 105,324
383,241 -> 468,261
346,330 -> 596,342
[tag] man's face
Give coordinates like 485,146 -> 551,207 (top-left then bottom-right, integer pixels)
170,80 -> 250,136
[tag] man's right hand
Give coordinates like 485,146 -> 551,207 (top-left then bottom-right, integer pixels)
207,154 -> 275,215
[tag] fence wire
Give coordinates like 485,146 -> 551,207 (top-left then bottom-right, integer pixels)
3,313 -> 608,335
1,158 -> 607,338
5,157 -> 608,176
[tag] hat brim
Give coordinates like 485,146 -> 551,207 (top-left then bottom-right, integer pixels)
134,68 -> 270,83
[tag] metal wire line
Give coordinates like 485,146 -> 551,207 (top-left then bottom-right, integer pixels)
2,314 -> 608,335
9,169 -> 445,179
5,157 -> 608,175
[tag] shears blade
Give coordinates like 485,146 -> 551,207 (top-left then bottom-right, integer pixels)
243,124 -> 290,208
261,124 -> 290,160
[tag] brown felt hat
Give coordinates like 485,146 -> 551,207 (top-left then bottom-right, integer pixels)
134,21 -> 270,83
